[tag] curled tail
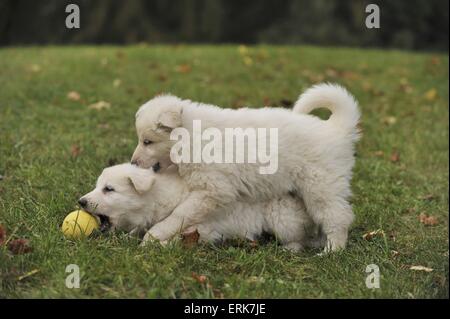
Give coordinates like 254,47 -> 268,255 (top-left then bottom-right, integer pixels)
293,83 -> 361,137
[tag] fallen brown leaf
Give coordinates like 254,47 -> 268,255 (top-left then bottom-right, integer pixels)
191,272 -> 207,283
410,265 -> 433,272
8,239 -> 32,255
238,45 -> 249,55
29,64 -> 41,73
70,144 -> 81,158
0,224 -> 6,245
430,56 -> 441,65
157,74 -> 168,82
362,229 -> 384,241
116,51 -> 126,59
373,150 -> 384,157
181,229 -> 200,247
113,79 -> 122,87
243,56 -> 253,66
97,123 -> 110,129
342,71 -> 360,81
67,91 -> 81,101
325,68 -> 338,78
176,64 -> 191,74
419,194 -> 436,201
382,116 -> 397,125
89,101 -> 111,110
232,97 -> 247,109
390,151 -> 400,163
424,88 -> 437,101
419,213 -> 439,226
399,78 -> 413,94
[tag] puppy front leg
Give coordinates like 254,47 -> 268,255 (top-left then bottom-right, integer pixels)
142,191 -> 219,245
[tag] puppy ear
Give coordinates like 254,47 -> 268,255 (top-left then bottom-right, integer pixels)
157,110 -> 182,132
128,171 -> 155,194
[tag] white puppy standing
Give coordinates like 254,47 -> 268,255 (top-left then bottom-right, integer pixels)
132,84 -> 360,252
78,163 -> 323,251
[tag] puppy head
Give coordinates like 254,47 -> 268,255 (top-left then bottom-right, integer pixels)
131,95 -> 183,170
78,163 -> 156,232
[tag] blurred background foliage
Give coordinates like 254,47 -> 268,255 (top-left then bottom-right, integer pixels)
0,0 -> 448,51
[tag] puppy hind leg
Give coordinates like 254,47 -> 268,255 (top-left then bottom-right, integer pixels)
303,194 -> 354,253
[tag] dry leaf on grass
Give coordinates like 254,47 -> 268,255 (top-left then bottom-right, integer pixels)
0,224 -> 6,245
29,64 -> 41,73
424,89 -> 437,101
382,116 -> 397,125
362,229 -> 385,241
419,213 -> 439,226
113,79 -> 122,87
97,123 -> 110,129
325,68 -> 338,78
430,56 -> 441,66
238,45 -> 249,55
191,272 -> 207,283
243,56 -> 253,66
157,74 -> 168,82
17,269 -> 40,281
419,194 -> 436,201
373,150 -> 384,157
116,51 -> 126,59
67,91 -> 81,101
8,239 -> 32,255
181,229 -> 200,247
390,151 -> 400,163
89,101 -> 111,110
70,144 -> 81,158
410,265 -> 433,272
232,97 -> 247,109
176,64 -> 191,74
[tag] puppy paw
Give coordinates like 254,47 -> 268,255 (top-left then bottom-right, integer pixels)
282,242 -> 304,253
323,237 -> 346,253
140,232 -> 157,247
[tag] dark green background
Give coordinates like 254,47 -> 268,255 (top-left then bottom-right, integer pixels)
0,0 -> 448,51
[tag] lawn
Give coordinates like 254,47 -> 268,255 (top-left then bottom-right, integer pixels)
0,45 -> 448,298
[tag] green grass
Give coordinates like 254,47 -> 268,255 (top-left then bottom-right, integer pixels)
0,45 -> 448,298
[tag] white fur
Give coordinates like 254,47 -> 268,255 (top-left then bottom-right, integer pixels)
80,164 -> 324,252
132,83 -> 360,252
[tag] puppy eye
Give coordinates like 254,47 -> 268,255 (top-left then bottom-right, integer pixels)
143,139 -> 153,145
103,186 -> 115,193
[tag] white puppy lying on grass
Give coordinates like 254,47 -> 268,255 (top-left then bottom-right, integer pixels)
78,163 -> 325,251
131,84 -> 360,252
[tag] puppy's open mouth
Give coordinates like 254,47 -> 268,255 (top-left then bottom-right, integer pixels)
97,214 -> 112,232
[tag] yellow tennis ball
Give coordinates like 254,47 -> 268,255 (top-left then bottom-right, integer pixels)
61,210 -> 99,239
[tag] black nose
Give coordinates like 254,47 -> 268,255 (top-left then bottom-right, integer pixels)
131,160 -> 138,166
78,198 -> 87,208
